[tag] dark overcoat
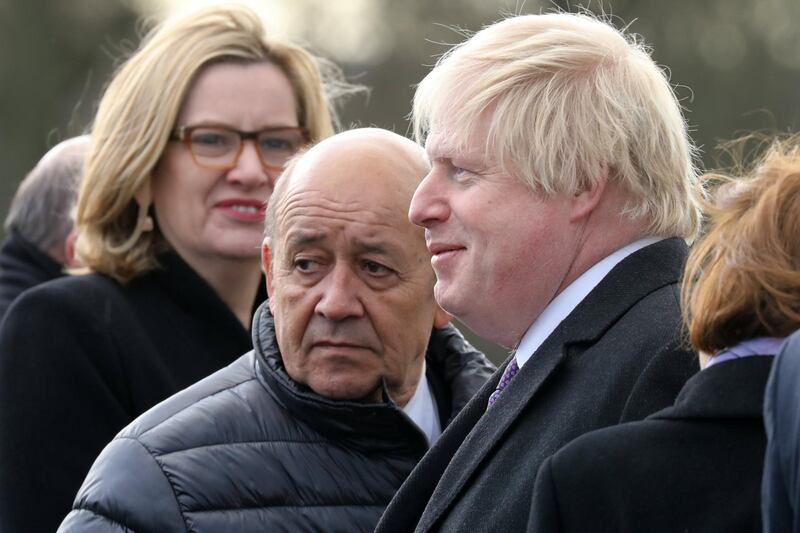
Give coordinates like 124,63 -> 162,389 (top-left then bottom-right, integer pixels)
529,356 -> 772,532
0,230 -> 65,322
376,238 -> 699,532
762,330 -> 800,533
0,252 -> 265,533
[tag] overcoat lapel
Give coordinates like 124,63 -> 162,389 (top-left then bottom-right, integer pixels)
377,369 -> 499,533
418,330 -> 569,530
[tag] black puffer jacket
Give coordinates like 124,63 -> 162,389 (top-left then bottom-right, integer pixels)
58,303 -> 494,532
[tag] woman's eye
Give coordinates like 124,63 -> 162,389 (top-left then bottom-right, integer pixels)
260,137 -> 292,151
192,133 -> 228,147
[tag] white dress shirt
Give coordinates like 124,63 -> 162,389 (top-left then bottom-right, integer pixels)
516,237 -> 663,369
402,361 -> 442,446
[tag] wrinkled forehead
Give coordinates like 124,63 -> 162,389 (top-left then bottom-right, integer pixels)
274,177 -> 425,252
280,186 -> 408,226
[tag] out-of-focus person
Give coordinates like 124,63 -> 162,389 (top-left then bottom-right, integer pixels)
57,128 -> 495,533
0,135 -> 89,321
377,12 -> 699,532
0,5 -> 345,532
528,136 -> 800,532
764,329 -> 800,533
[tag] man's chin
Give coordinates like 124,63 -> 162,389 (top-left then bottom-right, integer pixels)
309,381 -> 383,404
433,284 -> 457,313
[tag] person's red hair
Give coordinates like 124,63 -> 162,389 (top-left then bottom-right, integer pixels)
682,135 -> 800,354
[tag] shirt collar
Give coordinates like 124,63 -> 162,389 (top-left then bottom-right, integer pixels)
705,337 -> 785,369
516,237 -> 663,368
402,361 -> 442,447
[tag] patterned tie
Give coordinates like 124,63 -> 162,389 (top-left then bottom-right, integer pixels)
487,357 -> 519,408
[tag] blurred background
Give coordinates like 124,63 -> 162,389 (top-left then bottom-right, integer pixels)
2,0 -> 799,360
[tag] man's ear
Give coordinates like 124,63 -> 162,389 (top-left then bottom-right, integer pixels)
569,165 -> 609,223
62,230 -> 81,268
262,243 -> 279,316
433,306 -> 452,328
262,242 -> 273,293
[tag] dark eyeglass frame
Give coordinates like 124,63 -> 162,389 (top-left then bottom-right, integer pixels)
169,124 -> 310,171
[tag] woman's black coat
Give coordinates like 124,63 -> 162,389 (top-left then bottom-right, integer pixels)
0,252 -> 265,533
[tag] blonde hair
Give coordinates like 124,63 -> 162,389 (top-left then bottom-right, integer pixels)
77,4 -> 344,282
413,12 -> 701,239
682,135 -> 800,354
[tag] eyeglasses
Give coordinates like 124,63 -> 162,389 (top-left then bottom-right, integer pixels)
170,125 -> 309,171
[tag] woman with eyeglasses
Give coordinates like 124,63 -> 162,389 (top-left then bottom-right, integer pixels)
0,6 -> 348,532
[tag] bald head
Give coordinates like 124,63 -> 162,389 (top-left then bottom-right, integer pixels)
265,128 -> 429,245
37,136 -> 91,171
262,128 -> 448,405
5,136 -> 90,261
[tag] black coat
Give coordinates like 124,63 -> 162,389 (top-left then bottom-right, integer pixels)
0,252 -> 265,533
0,230 -> 65,323
376,238 -> 699,533
762,330 -> 800,533
58,304 -> 496,533
529,356 -> 772,532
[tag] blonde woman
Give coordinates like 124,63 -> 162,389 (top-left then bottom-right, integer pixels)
0,5 -> 345,532
527,137 -> 800,532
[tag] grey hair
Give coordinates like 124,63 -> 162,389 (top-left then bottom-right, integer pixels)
5,136 -> 89,255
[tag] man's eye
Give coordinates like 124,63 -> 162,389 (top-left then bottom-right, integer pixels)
294,258 -> 319,273
363,261 -> 392,277
452,166 -> 471,181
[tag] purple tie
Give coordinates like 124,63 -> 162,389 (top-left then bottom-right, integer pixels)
487,357 -> 519,408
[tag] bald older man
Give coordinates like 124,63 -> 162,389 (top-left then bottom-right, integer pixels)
58,129 -> 494,533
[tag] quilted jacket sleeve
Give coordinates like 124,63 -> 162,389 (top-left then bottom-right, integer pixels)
58,437 -> 187,532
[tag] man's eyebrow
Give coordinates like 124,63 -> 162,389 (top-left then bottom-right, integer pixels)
355,241 -> 390,255
284,229 -> 327,247
355,238 -> 411,261
427,142 -> 480,164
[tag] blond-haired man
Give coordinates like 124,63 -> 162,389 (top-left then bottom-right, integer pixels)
377,13 -> 699,532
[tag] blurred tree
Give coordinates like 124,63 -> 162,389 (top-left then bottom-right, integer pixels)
0,0 -> 138,224
2,0 -> 799,362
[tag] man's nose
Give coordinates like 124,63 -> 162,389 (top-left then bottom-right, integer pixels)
314,266 -> 365,321
409,170 -> 449,228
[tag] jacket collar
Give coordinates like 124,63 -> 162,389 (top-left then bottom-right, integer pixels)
0,229 -> 65,285
559,237 -> 688,343
249,303 -> 494,455
252,303 -> 428,455
651,356 -> 774,421
489,237 -> 689,415
140,250 -> 266,340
